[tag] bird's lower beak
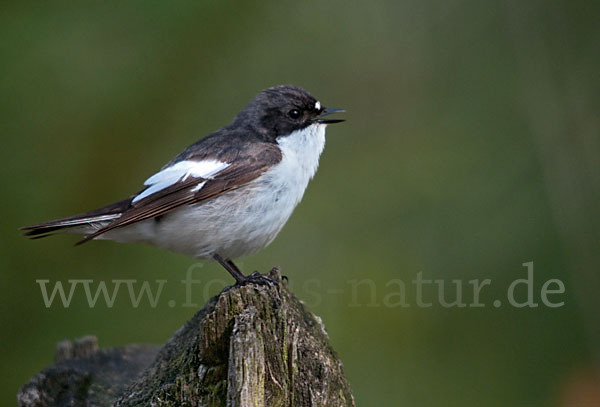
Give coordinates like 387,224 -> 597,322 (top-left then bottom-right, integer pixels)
316,107 -> 345,124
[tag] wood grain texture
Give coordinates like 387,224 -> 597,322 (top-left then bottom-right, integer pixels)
18,268 -> 355,407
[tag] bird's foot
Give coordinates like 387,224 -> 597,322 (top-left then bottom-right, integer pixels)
222,266 -> 284,293
231,266 -> 283,287
237,271 -> 279,287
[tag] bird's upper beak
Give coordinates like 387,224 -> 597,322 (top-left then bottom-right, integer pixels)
316,107 -> 345,124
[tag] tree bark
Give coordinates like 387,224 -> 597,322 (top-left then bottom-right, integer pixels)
18,268 -> 355,407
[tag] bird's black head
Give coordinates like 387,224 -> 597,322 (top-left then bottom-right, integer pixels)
232,85 -> 344,142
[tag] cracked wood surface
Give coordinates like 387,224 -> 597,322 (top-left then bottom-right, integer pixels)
18,268 -> 355,407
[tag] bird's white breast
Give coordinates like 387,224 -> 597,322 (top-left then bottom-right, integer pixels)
272,122 -> 327,202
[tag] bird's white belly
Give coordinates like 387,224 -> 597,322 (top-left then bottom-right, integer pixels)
109,124 -> 327,260
150,172 -> 306,259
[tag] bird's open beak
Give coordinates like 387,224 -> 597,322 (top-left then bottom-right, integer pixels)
316,107 -> 345,124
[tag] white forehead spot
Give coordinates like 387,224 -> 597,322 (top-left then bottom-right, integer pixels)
315,101 -> 321,111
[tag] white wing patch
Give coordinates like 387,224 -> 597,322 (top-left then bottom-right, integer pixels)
190,182 -> 206,193
133,160 -> 229,203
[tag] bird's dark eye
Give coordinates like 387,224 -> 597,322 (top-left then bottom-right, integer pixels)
288,109 -> 301,119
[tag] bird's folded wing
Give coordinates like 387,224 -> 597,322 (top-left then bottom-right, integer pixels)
76,142 -> 282,245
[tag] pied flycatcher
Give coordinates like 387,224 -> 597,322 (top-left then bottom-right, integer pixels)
22,85 -> 345,283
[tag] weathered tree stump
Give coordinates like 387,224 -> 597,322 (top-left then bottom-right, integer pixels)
18,268 -> 355,406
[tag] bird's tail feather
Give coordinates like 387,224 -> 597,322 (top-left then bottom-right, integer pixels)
20,198 -> 131,242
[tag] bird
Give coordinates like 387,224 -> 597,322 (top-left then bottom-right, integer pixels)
21,85 -> 345,283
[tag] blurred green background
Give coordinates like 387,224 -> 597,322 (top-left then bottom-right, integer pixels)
2,1 -> 599,405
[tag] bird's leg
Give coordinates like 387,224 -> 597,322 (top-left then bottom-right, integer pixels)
213,254 -> 279,287
213,253 -> 246,283
226,259 -> 242,274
